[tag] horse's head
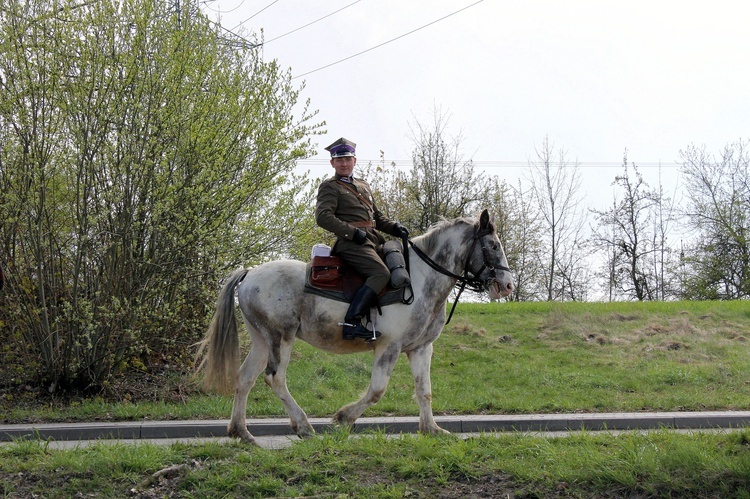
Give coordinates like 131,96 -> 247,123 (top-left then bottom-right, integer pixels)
466,209 -> 514,299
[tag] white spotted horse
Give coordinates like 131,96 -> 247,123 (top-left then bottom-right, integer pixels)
196,209 -> 514,444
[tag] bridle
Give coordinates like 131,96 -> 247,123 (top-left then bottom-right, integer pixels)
403,223 -> 512,324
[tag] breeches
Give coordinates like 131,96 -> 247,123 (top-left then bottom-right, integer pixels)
334,243 -> 390,293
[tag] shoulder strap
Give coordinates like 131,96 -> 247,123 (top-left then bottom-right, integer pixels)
336,179 -> 374,211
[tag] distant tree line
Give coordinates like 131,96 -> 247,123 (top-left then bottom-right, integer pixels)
366,108 -> 749,304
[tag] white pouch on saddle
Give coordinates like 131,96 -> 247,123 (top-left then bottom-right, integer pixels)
310,244 -> 331,259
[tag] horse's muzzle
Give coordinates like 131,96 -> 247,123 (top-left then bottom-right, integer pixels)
488,276 -> 514,299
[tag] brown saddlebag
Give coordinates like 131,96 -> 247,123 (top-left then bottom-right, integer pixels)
310,256 -> 344,289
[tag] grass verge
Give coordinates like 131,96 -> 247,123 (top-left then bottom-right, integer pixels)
3,300 -> 750,423
3,429 -> 750,497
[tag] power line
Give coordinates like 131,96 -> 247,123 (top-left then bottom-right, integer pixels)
210,20 -> 261,49
230,0 -> 279,32
294,159 -> 683,169
264,0 -> 363,45
202,0 -> 247,14
198,1 -> 261,49
291,0 -> 485,79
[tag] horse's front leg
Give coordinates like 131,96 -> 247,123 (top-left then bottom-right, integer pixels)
333,342 -> 401,427
407,343 -> 449,435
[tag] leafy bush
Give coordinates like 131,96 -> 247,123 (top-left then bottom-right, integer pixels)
0,0 -> 320,391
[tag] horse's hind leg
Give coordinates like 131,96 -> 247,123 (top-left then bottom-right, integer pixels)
227,329 -> 269,444
264,336 -> 315,438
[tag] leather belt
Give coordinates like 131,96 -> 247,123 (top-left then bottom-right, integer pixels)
350,220 -> 376,228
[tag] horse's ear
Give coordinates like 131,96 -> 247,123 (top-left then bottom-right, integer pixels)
479,209 -> 490,230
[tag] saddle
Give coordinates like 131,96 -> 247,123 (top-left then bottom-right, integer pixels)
304,243 -> 412,306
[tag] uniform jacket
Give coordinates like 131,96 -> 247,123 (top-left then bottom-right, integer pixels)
315,175 -> 400,253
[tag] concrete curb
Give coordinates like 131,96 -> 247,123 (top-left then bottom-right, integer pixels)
3,411 -> 750,442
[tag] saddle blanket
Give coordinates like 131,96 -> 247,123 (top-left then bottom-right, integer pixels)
304,255 -> 407,306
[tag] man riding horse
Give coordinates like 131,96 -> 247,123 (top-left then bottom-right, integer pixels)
315,137 -> 410,341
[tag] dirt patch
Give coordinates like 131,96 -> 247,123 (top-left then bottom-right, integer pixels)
428,473 -> 520,498
641,317 -> 698,337
585,333 -> 608,345
666,342 -> 687,351
612,313 -> 640,322
450,321 -> 488,338
0,469 -> 599,499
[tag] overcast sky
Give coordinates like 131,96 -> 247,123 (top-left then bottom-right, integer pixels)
201,0 -> 750,207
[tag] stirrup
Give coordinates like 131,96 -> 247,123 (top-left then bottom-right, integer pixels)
339,321 -> 381,342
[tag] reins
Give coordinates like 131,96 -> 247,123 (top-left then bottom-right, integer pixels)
404,225 -> 511,325
406,239 -> 467,324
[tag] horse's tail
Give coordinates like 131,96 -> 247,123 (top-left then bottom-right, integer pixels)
195,268 -> 249,395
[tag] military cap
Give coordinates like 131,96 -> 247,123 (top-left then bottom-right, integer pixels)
325,137 -> 356,158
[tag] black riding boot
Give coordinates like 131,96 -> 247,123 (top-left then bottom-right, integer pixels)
342,285 -> 381,341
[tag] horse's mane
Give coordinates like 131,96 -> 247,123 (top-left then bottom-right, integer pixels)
414,214 -> 494,253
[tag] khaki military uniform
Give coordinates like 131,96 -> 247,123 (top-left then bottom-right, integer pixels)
315,175 -> 400,293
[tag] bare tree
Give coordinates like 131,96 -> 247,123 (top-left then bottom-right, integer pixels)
360,151 -> 411,226
402,106 -> 486,232
482,178 -> 544,301
526,136 -> 589,301
591,157 -> 659,300
649,166 -> 682,300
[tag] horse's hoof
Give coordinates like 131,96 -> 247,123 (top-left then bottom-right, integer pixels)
421,426 -> 451,436
228,424 -> 257,445
296,423 -> 316,439
332,410 -> 355,427
232,433 -> 259,446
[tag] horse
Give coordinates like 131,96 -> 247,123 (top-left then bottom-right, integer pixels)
196,209 -> 514,444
